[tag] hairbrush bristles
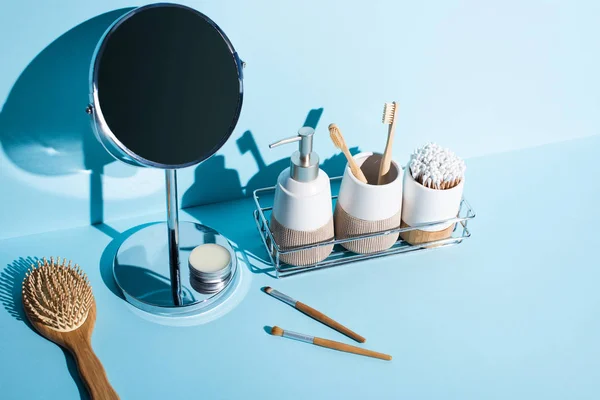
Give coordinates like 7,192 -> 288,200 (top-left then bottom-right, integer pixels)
382,102 -> 396,125
22,257 -> 93,332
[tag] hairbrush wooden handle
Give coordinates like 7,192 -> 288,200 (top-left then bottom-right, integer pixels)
70,338 -> 119,400
22,260 -> 119,400
313,337 -> 392,361
295,301 -> 366,343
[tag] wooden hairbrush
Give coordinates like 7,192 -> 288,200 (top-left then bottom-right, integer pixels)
22,257 -> 119,400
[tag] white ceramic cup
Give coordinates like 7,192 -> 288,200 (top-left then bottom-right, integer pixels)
334,152 -> 403,254
400,167 -> 464,244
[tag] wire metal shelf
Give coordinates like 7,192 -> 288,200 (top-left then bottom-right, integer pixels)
253,176 -> 476,278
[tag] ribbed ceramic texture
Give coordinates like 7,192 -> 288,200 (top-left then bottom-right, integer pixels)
334,204 -> 401,254
269,216 -> 334,266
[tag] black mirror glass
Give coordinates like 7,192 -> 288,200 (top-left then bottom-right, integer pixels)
92,4 -> 243,168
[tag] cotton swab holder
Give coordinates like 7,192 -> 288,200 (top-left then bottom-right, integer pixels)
334,152 -> 403,254
400,143 -> 465,245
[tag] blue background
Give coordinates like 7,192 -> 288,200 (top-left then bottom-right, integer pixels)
1,2 -> 599,399
1,0 -> 599,239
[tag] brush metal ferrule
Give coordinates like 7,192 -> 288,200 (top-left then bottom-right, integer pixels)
282,329 -> 314,344
268,289 -> 297,307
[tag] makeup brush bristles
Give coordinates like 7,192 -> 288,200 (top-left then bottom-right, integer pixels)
271,326 -> 284,336
382,103 -> 396,125
22,257 -> 93,332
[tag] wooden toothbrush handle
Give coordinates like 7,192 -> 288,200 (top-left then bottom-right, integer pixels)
71,339 -> 119,400
344,148 -> 368,183
377,123 -> 395,185
313,337 -> 392,361
295,301 -> 366,343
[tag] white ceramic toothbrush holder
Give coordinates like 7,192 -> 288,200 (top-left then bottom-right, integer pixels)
334,152 -> 403,254
400,168 -> 464,245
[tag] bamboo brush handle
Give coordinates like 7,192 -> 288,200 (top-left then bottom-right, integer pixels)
295,301 -> 366,343
377,123 -> 395,185
71,339 -> 119,400
343,147 -> 368,183
378,113 -> 398,185
313,337 -> 392,361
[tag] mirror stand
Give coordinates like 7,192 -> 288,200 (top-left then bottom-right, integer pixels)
112,170 -> 239,317
165,169 -> 182,306
89,4 -> 244,317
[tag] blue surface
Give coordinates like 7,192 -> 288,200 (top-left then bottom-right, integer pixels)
2,0 -> 600,238
1,136 -> 599,399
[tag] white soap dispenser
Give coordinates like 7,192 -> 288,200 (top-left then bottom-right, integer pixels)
268,127 -> 334,266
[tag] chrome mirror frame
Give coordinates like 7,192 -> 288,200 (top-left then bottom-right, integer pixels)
86,3 -> 245,317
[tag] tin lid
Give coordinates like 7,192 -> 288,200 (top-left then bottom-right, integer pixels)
188,243 -> 234,294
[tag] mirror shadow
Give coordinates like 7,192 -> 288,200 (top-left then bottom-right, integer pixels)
182,108 -> 359,274
99,222 -> 159,301
0,8 -> 134,238
99,222 -> 198,303
0,257 -> 88,399
115,247 -> 196,305
182,108 -> 358,206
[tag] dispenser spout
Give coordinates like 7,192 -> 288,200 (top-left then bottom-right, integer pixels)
269,127 -> 314,157
269,136 -> 301,149
269,127 -> 319,182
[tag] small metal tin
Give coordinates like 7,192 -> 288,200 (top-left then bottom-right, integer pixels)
188,244 -> 235,295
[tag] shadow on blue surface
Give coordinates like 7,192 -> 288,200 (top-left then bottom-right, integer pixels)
98,222 -> 159,301
0,8 -> 133,236
182,108 -> 358,209
0,257 -> 89,399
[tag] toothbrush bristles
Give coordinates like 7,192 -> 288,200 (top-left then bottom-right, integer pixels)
382,102 -> 396,124
328,124 -> 346,150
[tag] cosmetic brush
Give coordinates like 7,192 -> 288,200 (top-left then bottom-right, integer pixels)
22,257 -> 119,400
270,326 -> 391,361
377,102 -> 399,185
329,123 -> 368,184
264,287 -> 365,343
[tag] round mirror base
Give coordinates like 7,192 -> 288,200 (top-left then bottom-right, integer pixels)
113,221 -> 238,317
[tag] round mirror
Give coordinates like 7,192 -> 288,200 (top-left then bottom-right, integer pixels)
88,4 -> 245,317
89,3 -> 243,168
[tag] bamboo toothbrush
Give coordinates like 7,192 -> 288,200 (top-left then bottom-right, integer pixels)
329,123 -> 368,183
269,326 -> 391,361
22,257 -> 119,400
377,102 -> 399,185
263,287 -> 365,343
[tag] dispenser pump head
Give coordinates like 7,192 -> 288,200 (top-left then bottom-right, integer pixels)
269,127 -> 320,182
